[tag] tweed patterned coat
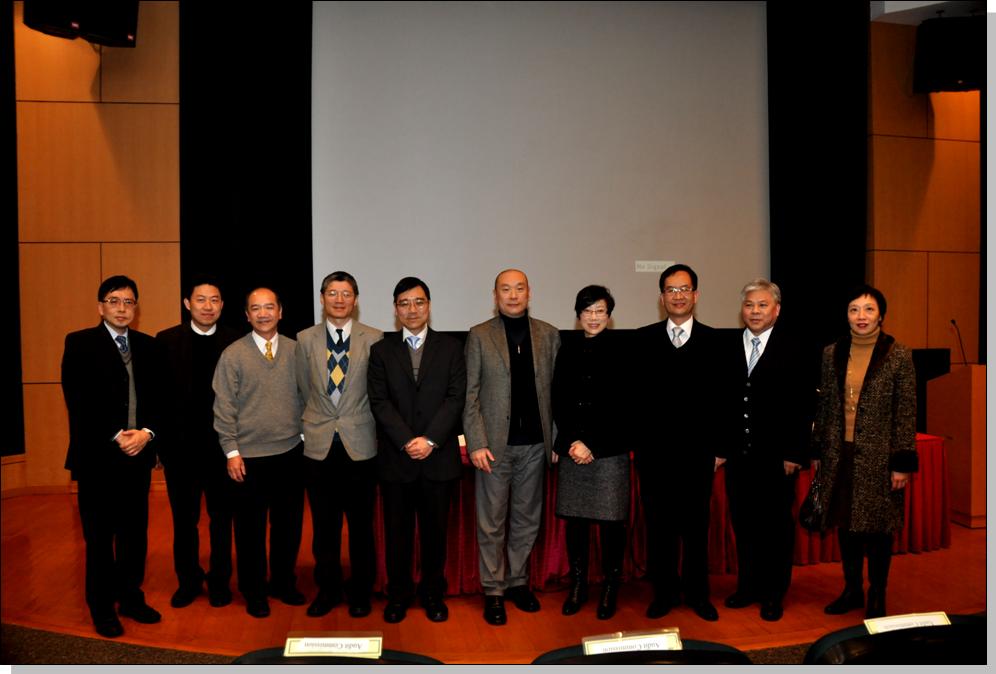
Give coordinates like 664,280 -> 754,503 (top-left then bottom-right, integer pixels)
810,332 -> 918,534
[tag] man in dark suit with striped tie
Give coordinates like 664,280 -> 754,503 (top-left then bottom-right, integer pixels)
62,275 -> 161,638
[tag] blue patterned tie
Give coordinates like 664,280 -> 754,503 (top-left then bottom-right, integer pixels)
327,328 -> 349,405
406,335 -> 420,350
747,336 -> 761,376
115,335 -> 129,353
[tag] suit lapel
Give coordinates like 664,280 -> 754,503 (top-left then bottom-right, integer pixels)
418,329 -> 440,386
487,318 -> 510,372
389,332 -> 417,386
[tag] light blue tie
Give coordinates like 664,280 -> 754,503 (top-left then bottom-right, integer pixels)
406,335 -> 420,350
671,327 -> 684,348
747,336 -> 761,376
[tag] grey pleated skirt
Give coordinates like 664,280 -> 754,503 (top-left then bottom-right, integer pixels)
555,452 -> 630,522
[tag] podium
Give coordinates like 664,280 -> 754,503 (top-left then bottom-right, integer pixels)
926,365 -> 985,528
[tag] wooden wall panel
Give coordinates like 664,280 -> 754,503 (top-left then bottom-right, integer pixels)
867,250 -> 928,349
19,244 -> 102,383
101,243 -> 181,336
927,253 -> 980,364
869,135 -> 980,252
23,384 -> 72,489
928,91 -> 981,142
869,22 -> 926,138
17,102 -> 179,242
13,1 -> 100,103
1,457 -> 27,493
102,2 -> 179,104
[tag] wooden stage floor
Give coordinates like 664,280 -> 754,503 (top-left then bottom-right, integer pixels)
1,490 -> 987,664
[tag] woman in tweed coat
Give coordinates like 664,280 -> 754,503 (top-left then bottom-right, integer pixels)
810,285 -> 917,619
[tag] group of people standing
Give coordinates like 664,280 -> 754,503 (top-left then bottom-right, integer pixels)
60,264 -> 917,640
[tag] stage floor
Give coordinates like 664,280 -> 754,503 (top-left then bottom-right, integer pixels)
1,491 -> 986,664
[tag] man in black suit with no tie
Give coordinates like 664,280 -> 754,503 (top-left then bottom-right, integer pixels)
367,277 -> 467,623
637,264 -> 720,622
61,275 -> 162,638
717,278 -> 813,622
156,276 -> 241,609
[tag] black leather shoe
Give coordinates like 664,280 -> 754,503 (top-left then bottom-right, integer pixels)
93,614 -> 124,638
270,585 -> 307,606
348,597 -> 372,618
596,581 -> 619,621
208,586 -> 233,608
422,596 -> 448,623
562,582 -> 588,616
383,601 -> 407,623
824,588 -> 864,615
724,591 -> 756,609
170,584 -> 202,609
307,591 -> 341,617
760,599 -> 783,622
646,596 -> 673,619
118,601 -> 161,624
483,595 -> 506,626
246,596 -> 270,618
688,599 -> 719,622
505,585 -> 540,612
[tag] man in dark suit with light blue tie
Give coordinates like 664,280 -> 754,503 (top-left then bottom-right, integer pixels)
62,275 -> 161,638
368,277 -> 466,624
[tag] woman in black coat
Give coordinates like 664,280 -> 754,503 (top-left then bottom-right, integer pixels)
810,285 -> 917,619
552,285 -> 631,620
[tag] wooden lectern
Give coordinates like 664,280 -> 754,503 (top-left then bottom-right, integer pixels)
926,365 -> 985,528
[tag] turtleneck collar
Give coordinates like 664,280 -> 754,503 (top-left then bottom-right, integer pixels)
850,326 -> 881,346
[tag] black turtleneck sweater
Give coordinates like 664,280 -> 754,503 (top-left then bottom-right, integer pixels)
501,312 -> 544,445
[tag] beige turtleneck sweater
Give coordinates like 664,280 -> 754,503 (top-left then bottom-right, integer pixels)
844,327 -> 880,442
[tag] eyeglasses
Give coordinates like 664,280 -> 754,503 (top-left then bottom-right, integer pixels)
102,298 -> 137,307
580,308 -> 608,317
324,290 -> 354,300
396,298 -> 428,309
663,286 -> 693,296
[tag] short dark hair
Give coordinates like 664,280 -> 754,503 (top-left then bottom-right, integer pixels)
245,287 -> 281,310
321,271 -> 358,295
393,276 -> 431,302
574,285 -> 615,318
659,264 -> 698,292
98,275 -> 138,302
846,284 -> 887,320
184,273 -> 224,300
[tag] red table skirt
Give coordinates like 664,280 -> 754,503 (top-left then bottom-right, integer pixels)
367,434 -> 949,594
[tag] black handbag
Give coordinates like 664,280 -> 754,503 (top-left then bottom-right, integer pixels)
799,469 -> 830,533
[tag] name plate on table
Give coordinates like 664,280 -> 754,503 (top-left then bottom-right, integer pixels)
582,628 -> 682,655
864,612 -> 951,634
284,632 -> 383,658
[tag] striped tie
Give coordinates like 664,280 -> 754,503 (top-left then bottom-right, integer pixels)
747,336 -> 761,376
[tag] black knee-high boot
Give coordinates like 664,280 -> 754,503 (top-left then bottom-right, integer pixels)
825,529 -> 865,614
865,533 -> 892,619
562,519 -> 589,616
596,521 -> 626,620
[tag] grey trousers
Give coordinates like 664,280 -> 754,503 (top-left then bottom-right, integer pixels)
475,442 -> 545,595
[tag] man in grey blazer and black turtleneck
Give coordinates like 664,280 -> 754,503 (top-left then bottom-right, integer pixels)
464,269 -> 560,626
296,271 -> 384,619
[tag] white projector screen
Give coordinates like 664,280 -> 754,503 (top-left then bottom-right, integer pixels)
312,1 -> 768,330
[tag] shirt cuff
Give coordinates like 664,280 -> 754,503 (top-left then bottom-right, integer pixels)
225,450 -> 240,459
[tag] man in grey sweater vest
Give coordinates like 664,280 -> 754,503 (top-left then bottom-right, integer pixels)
213,287 -> 306,618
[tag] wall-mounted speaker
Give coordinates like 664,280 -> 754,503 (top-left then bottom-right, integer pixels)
23,0 -> 139,48
912,16 -> 983,92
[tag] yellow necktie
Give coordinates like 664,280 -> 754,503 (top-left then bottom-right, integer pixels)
265,340 -> 274,361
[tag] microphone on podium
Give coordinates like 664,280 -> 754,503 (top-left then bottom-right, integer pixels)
950,318 -> 968,365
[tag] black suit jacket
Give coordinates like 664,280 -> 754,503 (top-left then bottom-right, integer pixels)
635,318 -> 721,469
154,322 -> 241,467
720,326 -> 813,468
368,329 -> 467,483
62,323 -> 160,480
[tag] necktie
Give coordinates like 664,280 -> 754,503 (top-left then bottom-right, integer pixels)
115,335 -> 129,353
671,326 -> 684,348
327,328 -> 349,405
406,335 -> 420,350
747,336 -> 761,376
264,340 -> 274,361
